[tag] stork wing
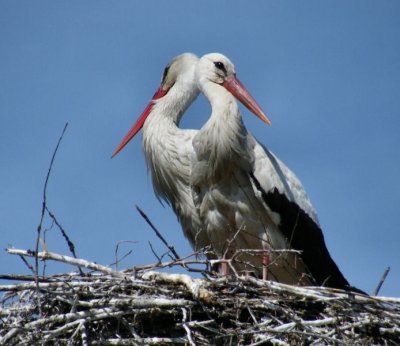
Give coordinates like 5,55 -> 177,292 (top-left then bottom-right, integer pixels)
247,134 -> 351,289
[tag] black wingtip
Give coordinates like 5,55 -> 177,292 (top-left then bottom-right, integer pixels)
249,171 -> 355,290
345,285 -> 368,296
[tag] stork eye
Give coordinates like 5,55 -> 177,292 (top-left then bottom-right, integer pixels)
162,66 -> 170,83
214,61 -> 226,73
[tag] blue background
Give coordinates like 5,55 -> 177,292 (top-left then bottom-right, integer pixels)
1,1 -> 399,296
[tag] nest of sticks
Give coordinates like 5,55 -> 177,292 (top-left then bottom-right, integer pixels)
1,248 -> 399,346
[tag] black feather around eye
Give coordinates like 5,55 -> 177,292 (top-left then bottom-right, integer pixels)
162,66 -> 170,83
214,61 -> 227,74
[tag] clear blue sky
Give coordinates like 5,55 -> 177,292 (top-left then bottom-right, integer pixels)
1,1 -> 399,296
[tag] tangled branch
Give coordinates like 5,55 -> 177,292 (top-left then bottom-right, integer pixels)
1,248 -> 399,345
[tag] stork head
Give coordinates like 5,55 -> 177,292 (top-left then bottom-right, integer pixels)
112,53 -> 199,158
196,53 -> 271,126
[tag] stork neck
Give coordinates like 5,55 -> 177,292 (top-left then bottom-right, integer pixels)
153,81 -> 198,125
203,82 -> 241,124
200,81 -> 246,141
194,81 -> 250,176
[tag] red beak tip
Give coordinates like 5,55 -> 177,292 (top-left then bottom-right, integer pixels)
111,150 -> 118,159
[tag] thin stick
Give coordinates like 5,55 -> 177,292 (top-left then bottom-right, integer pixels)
46,207 -> 80,261
34,122 -> 69,314
35,123 -> 69,272
373,266 -> 390,296
136,206 -> 180,260
0,274 -> 53,282
114,240 -> 138,270
18,255 -> 35,274
7,248 -> 128,280
148,241 -> 162,263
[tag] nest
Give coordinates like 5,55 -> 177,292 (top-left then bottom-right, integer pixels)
1,248 -> 399,345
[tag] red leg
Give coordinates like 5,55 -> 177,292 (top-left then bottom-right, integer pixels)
262,249 -> 269,280
220,260 -> 229,276
211,259 -> 229,276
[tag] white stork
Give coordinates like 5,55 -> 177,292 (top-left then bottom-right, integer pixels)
191,53 -> 354,289
112,53 -> 211,254
113,52 -> 358,291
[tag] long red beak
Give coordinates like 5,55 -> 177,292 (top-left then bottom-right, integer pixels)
112,87 -> 168,158
223,75 -> 271,126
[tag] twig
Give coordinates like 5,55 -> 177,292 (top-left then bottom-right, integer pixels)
374,266 -> 390,296
80,321 -> 88,346
41,220 -> 53,276
0,274 -> 53,282
46,207 -> 81,263
114,240 -> 138,270
6,248 -> 128,280
34,122 -> 69,314
112,249 -> 133,270
18,255 -> 35,274
136,205 -> 180,260
123,252 -> 209,274
103,337 -> 187,345
182,308 -> 195,346
148,241 -> 162,263
35,123 -> 69,272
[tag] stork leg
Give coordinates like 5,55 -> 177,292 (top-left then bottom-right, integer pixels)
262,248 -> 269,280
220,260 -> 229,276
211,259 -> 230,276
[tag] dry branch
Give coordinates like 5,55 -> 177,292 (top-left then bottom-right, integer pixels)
6,248 -> 127,280
136,206 -> 181,260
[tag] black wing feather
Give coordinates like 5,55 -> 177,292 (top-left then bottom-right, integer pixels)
249,171 -> 350,290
